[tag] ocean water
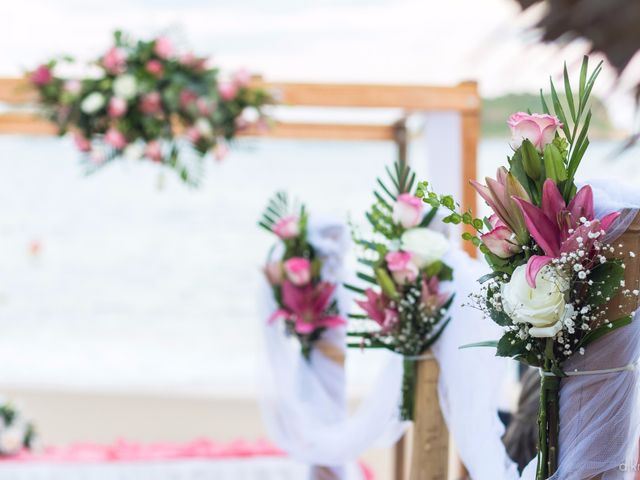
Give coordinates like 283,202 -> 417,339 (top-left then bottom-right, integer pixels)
0,135 -> 638,396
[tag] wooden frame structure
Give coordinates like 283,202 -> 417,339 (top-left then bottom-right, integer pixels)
0,77 -> 480,480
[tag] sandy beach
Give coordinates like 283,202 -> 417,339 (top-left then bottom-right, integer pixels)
1,388 -> 395,479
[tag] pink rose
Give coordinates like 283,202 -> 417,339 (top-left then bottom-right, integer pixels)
392,193 -> 423,228
108,97 -> 127,118
385,250 -> 418,285
102,47 -> 127,75
264,261 -> 283,286
146,60 -> 164,76
273,215 -> 300,240
139,92 -> 162,115
30,65 -> 52,86
179,89 -> 197,109
185,127 -> 201,144
64,80 -> 82,95
283,257 -> 312,286
144,140 -> 163,162
508,112 -> 562,151
196,97 -> 214,116
73,132 -> 91,152
213,141 -> 229,162
104,128 -> 126,150
218,82 -> 237,101
233,68 -> 251,87
480,214 -> 522,259
153,36 -> 174,59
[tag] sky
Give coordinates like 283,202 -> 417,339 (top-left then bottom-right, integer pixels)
4,0 -> 640,129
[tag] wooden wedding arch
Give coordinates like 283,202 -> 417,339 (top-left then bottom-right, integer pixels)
0,77 -> 480,480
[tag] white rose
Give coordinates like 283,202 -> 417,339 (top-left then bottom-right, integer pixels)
113,74 -> 137,100
123,143 -> 144,161
400,228 -> 449,269
502,264 -> 572,338
80,92 -> 105,114
241,106 -> 260,123
0,424 -> 25,455
195,118 -> 213,138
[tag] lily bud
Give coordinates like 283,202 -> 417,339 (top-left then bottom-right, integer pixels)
543,143 -> 567,182
375,268 -> 399,300
520,139 -> 542,180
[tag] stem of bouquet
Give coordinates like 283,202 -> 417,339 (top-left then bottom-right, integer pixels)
536,339 -> 560,480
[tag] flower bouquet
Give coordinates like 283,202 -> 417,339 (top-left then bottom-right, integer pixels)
259,192 -> 347,359
0,402 -> 36,456
347,160 -> 453,420
420,57 -> 638,478
29,30 -> 271,185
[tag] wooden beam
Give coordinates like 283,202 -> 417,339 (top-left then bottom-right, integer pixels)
461,108 -> 480,258
255,80 -> 480,112
0,78 -> 481,114
0,112 -> 395,141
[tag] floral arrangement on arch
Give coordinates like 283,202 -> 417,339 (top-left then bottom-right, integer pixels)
259,192 -> 346,359
347,160 -> 454,420
0,401 -> 36,456
420,57 -> 638,479
29,30 -> 271,185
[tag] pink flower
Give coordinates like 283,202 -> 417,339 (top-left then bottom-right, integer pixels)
392,193 -> 423,228
179,89 -> 197,109
355,289 -> 398,333
73,132 -> 91,152
102,47 -> 127,75
108,97 -> 127,118
64,80 -> 82,95
283,257 -> 312,286
471,167 -> 531,244
233,68 -> 251,87
421,277 -> 450,313
30,65 -> 52,86
179,52 -> 207,70
196,97 -> 214,116
213,141 -> 229,162
264,261 -> 283,286
104,128 -> 126,150
269,281 -> 346,334
480,214 -> 522,259
153,36 -> 174,59
273,215 -> 300,240
144,140 -> 163,162
146,60 -> 164,76
508,112 -> 562,152
514,179 -> 621,287
218,82 -> 237,101
385,250 -> 418,285
139,92 -> 162,115
185,126 -> 201,144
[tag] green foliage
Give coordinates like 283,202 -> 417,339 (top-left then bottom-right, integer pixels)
585,259 -> 625,307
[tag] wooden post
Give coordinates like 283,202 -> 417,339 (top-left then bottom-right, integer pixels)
608,211 -> 640,318
460,82 -> 481,260
408,357 -> 448,480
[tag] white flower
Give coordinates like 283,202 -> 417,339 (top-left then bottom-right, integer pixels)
123,143 -> 144,161
501,264 -> 571,338
195,118 -> 213,138
400,228 -> 449,269
80,92 -> 105,114
113,74 -> 137,100
241,106 -> 260,123
0,424 -> 26,455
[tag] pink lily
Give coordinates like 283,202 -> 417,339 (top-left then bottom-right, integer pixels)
481,214 -> 522,259
470,167 -> 530,243
355,289 -> 399,333
268,281 -> 346,334
421,277 -> 450,314
513,179 -> 621,287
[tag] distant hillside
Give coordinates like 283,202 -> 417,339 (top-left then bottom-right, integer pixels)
481,93 -> 616,139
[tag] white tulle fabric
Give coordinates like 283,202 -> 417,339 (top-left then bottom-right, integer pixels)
258,215 -> 406,479
258,215 -> 524,479
516,179 -> 640,480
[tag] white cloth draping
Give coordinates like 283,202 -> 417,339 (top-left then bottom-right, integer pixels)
0,458 -> 367,480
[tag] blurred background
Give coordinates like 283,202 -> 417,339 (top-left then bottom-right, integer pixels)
1,0 -> 639,478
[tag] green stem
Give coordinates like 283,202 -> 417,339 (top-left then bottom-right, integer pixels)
400,358 -> 417,421
536,339 -> 560,479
